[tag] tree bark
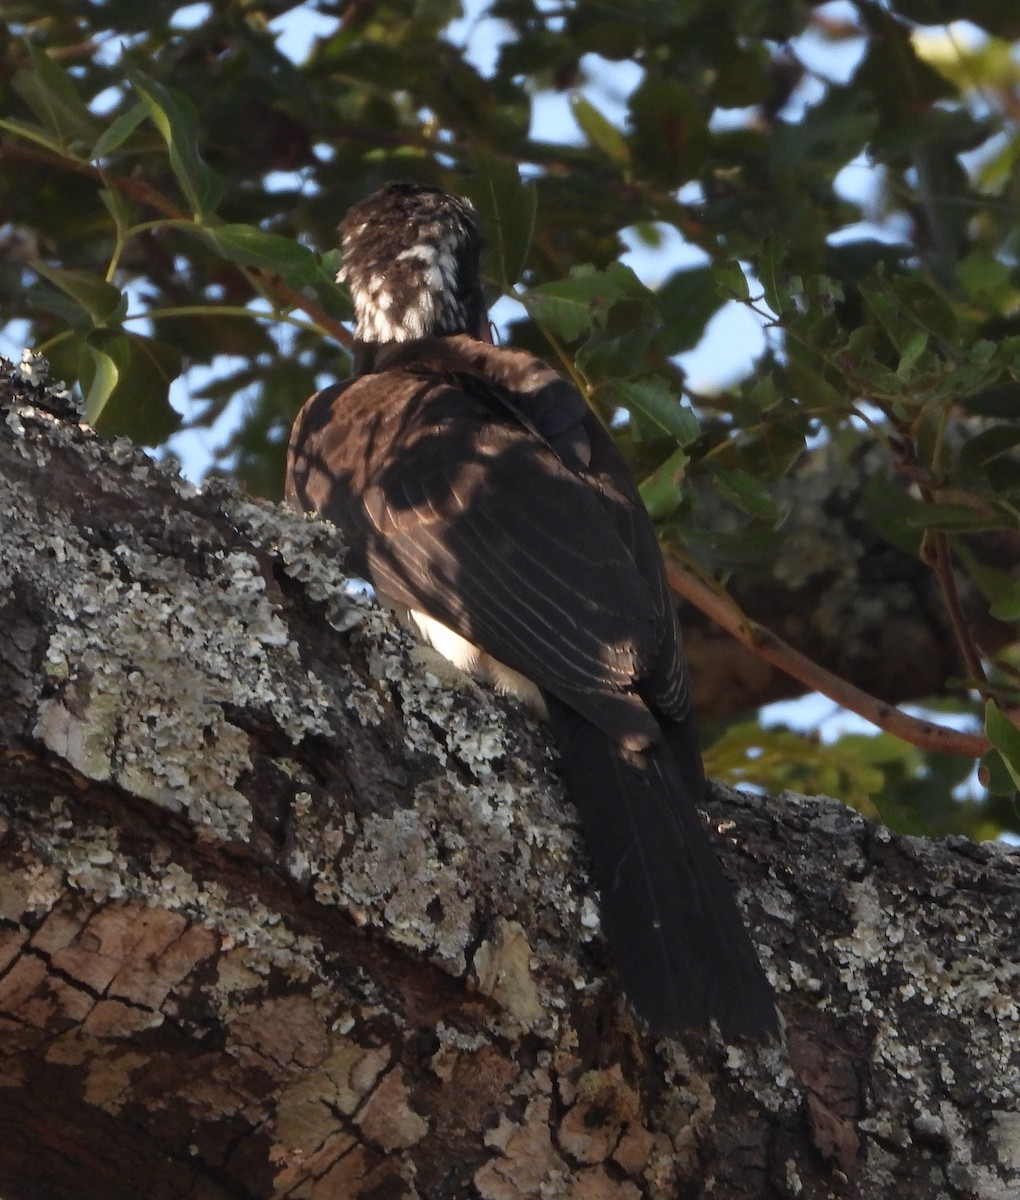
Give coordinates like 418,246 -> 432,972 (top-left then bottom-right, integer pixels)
0,366 -> 1018,1200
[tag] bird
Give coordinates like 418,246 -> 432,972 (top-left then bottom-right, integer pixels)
285,181 -> 777,1037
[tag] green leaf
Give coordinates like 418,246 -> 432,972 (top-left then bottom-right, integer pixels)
461,159 -> 536,290
525,264 -> 638,341
860,281 -> 912,353
628,76 -> 708,187
708,464 -> 778,521
575,327 -> 653,382
33,264 -> 126,328
312,273 -> 353,323
82,341 -> 119,423
12,42 -> 101,153
605,378 -> 700,444
786,356 -> 846,410
916,502 -> 1006,533
737,421 -> 809,482
888,275 -> 958,341
202,224 -> 317,284
989,580 -> 1020,621
896,329 -> 929,378
570,95 -> 629,166
639,445 -> 690,521
654,267 -> 724,354
862,474 -> 923,554
82,330 -> 182,444
90,100 -> 149,161
99,187 -> 134,237
985,701 -> 1020,793
0,114 -> 66,155
759,240 -> 790,316
320,249 -> 342,281
525,284 -> 595,341
714,259 -> 750,302
864,472 -> 1006,540
125,64 -> 223,219
960,424 -> 1020,472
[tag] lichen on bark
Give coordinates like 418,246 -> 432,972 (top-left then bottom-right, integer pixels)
1,358 -> 1018,1200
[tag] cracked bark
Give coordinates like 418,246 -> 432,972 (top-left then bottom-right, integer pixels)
0,370 -> 1018,1200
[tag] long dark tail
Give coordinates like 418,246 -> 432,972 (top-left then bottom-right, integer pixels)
544,696 -> 777,1037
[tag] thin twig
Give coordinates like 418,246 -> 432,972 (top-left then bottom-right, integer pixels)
664,554 -> 991,759
2,140 -> 186,217
924,529 -> 989,689
906,423 -> 988,692
1,140 -> 352,347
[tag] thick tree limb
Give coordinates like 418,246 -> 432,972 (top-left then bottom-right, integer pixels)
1,369 -> 1018,1199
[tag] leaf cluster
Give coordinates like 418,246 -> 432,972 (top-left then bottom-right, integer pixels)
2,0 -> 1020,831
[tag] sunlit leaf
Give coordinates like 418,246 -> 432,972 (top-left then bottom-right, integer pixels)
125,64 -> 223,218
82,341 -> 119,423
639,445 -> 690,521
525,264 -> 639,341
605,378 -> 700,444
570,95 -> 629,166
705,722 -> 886,820
202,224 -> 318,285
985,701 -> 1020,793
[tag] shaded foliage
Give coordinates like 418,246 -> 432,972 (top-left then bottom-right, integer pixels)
1,0 -> 1019,832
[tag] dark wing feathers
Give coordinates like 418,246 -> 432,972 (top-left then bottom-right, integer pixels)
287,355 -> 669,742
286,334 -> 778,1036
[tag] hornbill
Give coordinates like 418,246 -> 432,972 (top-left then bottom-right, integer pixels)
285,182 -> 777,1037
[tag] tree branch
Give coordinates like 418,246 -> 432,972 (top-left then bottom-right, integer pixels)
665,555 -> 991,758
1,365 -> 1017,1200
924,528 -> 989,689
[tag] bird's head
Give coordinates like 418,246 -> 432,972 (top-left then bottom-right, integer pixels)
338,182 -> 486,352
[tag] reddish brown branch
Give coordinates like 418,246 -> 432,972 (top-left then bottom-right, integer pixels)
665,555 -> 991,759
1,140 -> 187,218
260,273 -> 352,348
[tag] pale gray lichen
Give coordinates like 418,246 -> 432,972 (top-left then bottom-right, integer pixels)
6,367 -> 1019,1195
31,540 -> 333,838
0,410 -> 338,841
22,798 -> 328,1000
222,486 -> 360,637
